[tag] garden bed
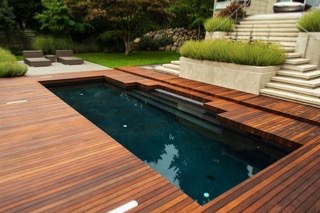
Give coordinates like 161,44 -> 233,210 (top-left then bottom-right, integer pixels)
179,57 -> 279,94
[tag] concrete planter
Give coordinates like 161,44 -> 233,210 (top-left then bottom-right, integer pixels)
179,57 -> 280,95
295,32 -> 320,68
205,31 -> 227,40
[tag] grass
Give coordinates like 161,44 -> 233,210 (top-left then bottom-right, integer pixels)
75,51 -> 181,68
180,40 -> 286,66
204,17 -> 234,32
297,10 -> 320,32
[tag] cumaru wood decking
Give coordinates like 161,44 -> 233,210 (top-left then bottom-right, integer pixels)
0,67 -> 319,212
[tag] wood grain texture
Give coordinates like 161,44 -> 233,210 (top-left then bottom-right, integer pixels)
0,67 -> 319,212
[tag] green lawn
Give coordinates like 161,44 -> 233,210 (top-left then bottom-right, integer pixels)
75,51 -> 180,68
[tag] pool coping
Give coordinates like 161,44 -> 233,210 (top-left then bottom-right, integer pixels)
1,68 -> 319,212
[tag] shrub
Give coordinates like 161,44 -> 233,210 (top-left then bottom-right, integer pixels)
0,48 -> 17,63
204,17 -> 234,32
98,30 -> 124,52
180,40 -> 286,66
0,47 -> 28,77
0,62 -> 28,77
32,35 -> 99,54
297,10 -> 320,32
32,35 -> 55,54
217,2 -> 246,20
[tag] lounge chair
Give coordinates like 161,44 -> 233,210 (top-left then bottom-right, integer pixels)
23,50 -> 52,67
56,50 -> 84,65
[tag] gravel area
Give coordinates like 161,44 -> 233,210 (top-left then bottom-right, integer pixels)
21,61 -> 111,76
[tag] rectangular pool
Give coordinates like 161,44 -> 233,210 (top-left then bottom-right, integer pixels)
49,82 -> 288,205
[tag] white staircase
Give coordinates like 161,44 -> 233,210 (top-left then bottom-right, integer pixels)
154,60 -> 180,76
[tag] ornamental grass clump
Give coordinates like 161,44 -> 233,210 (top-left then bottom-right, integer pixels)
180,40 -> 286,66
297,10 -> 320,32
204,17 -> 234,32
0,48 -> 28,78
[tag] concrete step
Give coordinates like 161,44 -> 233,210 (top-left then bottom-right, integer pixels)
285,58 -> 310,65
244,13 -> 302,21
154,66 -> 179,76
171,60 -> 180,65
163,63 -> 180,71
260,88 -> 320,106
237,24 -> 297,28
266,82 -> 320,97
272,76 -> 320,88
282,47 -> 296,52
241,20 -> 298,25
235,28 -> 299,32
281,64 -> 318,72
229,36 -> 297,42
277,69 -> 320,79
229,32 -> 299,37
286,52 -> 302,59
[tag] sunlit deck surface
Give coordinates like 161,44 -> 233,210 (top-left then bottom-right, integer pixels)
0,67 -> 319,212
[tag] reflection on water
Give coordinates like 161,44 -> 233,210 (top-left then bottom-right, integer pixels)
51,83 -> 287,205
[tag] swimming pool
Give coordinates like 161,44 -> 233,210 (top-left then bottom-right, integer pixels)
50,82 -> 288,205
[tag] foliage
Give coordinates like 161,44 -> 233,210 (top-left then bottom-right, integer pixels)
139,36 -> 173,51
169,0 -> 213,29
204,17 -> 234,32
32,35 -> 99,54
0,48 -> 27,77
8,0 -> 43,29
75,51 -> 180,68
35,0 -> 90,34
0,0 -> 16,30
68,0 -> 171,55
98,30 -> 124,52
180,40 -> 286,66
217,2 -> 246,21
297,10 -> 320,32
0,48 -> 16,63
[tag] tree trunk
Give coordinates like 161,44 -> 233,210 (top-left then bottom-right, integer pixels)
124,40 -> 130,55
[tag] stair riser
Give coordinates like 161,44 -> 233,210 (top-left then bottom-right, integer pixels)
229,32 -> 298,37
261,92 -> 320,106
229,36 -> 297,42
277,72 -> 320,79
281,65 -> 317,72
271,78 -> 320,88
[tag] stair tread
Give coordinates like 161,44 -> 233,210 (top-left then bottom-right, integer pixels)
171,60 -> 181,65
285,58 -> 310,65
278,69 -> 320,79
282,64 -> 318,72
154,66 -> 179,76
286,53 -> 302,58
236,28 -> 299,32
266,82 -> 320,96
230,32 -> 298,37
241,20 -> 298,25
261,88 -> 320,106
163,63 -> 180,70
244,13 -> 302,21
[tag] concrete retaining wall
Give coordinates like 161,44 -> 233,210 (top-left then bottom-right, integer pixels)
295,32 -> 320,68
179,57 -> 279,94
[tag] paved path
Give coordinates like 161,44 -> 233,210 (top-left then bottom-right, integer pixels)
21,61 -> 111,76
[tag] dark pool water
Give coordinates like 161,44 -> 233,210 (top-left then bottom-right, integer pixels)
51,83 -> 286,205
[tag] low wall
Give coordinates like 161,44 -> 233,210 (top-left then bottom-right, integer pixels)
295,32 -> 320,68
179,57 -> 279,95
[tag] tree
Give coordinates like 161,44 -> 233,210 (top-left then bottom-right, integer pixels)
66,0 -> 171,55
170,0 -> 213,31
35,0 -> 90,35
0,0 -> 16,47
8,0 -> 43,30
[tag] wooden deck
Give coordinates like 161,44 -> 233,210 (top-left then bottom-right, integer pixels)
0,67 -> 319,212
